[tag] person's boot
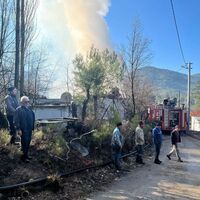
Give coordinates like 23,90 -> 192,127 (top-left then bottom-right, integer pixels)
26,155 -> 32,160
138,156 -> 145,164
178,158 -> 183,162
136,155 -> 140,163
21,155 -> 30,163
154,159 -> 162,164
166,154 -> 171,160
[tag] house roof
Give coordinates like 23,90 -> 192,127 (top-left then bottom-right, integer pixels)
191,110 -> 200,117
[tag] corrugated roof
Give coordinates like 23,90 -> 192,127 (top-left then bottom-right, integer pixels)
191,110 -> 200,117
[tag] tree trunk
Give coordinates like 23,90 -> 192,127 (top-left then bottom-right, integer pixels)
82,88 -> 90,121
93,95 -> 98,120
131,72 -> 135,118
20,0 -> 25,96
15,0 -> 20,89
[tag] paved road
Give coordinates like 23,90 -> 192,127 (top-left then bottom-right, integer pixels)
88,136 -> 200,200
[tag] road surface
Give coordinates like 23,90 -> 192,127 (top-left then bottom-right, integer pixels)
88,135 -> 200,200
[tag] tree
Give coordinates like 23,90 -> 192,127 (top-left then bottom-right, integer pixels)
24,46 -> 53,104
73,46 -> 121,121
192,81 -> 200,109
0,0 -> 51,110
0,0 -> 15,107
15,0 -> 20,90
73,47 -> 103,121
121,20 -> 152,118
20,0 -> 38,96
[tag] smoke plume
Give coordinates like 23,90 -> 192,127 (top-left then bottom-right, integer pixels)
37,0 -> 112,57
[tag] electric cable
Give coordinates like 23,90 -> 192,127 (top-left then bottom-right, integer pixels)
170,0 -> 186,64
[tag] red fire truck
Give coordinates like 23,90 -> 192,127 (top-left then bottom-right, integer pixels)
148,99 -> 187,133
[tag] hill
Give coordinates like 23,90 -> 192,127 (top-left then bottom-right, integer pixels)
139,66 -> 200,93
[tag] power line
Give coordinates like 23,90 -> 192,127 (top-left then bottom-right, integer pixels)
170,0 -> 186,64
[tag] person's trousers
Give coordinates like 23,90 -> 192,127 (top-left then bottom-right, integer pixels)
168,144 -> 181,159
21,131 -> 32,158
136,145 -> 143,163
7,115 -> 16,144
112,144 -> 122,170
155,143 -> 162,161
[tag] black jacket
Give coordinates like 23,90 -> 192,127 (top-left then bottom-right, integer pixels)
171,130 -> 181,145
14,106 -> 35,132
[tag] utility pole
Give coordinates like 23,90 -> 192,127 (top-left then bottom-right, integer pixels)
182,62 -> 192,133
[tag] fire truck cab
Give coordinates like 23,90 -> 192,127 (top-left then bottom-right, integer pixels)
148,98 -> 187,133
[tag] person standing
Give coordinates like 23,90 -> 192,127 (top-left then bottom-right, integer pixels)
152,122 -> 163,164
111,122 -> 124,170
166,125 -> 183,162
135,121 -> 145,164
5,86 -> 19,144
14,96 -> 35,163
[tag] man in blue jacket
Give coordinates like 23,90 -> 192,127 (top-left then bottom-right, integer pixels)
152,122 -> 163,164
14,96 -> 35,163
111,122 -> 124,170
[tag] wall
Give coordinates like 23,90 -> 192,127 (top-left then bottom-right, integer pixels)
191,116 -> 200,131
33,106 -> 71,120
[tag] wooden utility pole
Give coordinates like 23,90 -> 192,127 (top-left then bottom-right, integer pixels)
14,0 -> 20,90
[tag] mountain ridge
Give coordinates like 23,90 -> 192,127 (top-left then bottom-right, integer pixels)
139,66 -> 200,94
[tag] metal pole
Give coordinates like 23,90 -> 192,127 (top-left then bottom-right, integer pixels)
186,63 -> 192,133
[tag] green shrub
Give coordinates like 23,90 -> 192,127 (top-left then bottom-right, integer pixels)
108,106 -> 121,125
48,135 -> 68,157
32,125 -> 69,157
0,112 -> 8,129
92,122 -> 114,143
0,129 -> 10,146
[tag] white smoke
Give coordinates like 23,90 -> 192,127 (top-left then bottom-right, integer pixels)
37,0 -> 112,97
37,0 -> 112,57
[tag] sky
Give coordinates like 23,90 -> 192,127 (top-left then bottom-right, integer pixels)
37,0 -> 200,97
105,0 -> 200,74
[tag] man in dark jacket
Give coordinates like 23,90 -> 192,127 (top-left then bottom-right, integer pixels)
166,125 -> 183,162
5,86 -> 19,144
14,96 -> 35,163
152,122 -> 163,164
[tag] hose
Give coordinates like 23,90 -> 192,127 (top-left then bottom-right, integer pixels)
0,144 -> 150,192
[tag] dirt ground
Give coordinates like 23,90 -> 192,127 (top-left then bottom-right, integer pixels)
88,135 -> 200,200
2,134 -> 200,200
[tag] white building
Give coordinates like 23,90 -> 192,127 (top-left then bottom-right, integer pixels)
191,111 -> 200,132
34,104 -> 71,120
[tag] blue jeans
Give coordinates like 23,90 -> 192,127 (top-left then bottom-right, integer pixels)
112,144 -> 122,170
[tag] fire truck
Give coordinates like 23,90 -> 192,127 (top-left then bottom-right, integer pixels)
148,98 -> 188,133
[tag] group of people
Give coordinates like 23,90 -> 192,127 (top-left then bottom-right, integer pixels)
5,87 -> 35,163
5,86 -> 183,167
111,120 -> 183,171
